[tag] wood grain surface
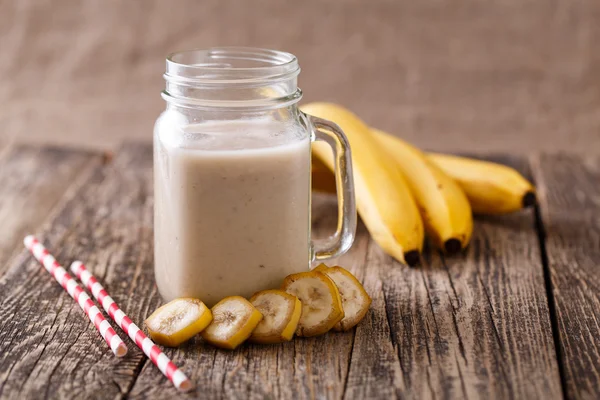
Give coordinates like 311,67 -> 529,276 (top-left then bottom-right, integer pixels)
532,153 -> 600,400
0,145 -> 103,275
0,145 -> 155,399
0,144 -> 573,399
0,0 -> 598,154
345,157 -> 562,399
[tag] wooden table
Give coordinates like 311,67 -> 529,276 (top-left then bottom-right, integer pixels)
0,142 -> 598,399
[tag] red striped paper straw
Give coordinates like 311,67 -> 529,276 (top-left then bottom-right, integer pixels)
70,260 -> 193,392
23,235 -> 127,357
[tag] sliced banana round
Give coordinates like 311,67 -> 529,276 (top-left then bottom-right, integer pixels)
281,271 -> 344,337
145,298 -> 213,347
201,296 -> 263,350
249,290 -> 302,344
314,264 -> 372,331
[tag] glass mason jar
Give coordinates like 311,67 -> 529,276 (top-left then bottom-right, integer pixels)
154,47 -> 356,306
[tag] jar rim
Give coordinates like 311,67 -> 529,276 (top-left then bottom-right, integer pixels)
165,47 -> 300,85
163,47 -> 302,110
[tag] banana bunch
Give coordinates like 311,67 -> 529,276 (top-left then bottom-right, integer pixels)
302,103 -> 536,266
303,103 -> 424,266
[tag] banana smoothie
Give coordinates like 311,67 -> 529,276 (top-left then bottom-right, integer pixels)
154,120 -> 311,306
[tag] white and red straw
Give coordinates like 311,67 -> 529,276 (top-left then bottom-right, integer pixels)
23,235 -> 127,357
70,260 -> 193,392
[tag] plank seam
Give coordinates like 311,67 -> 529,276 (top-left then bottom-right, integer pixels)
382,283 -> 407,378
340,238 -> 371,398
442,254 -> 468,364
341,330 -> 357,398
122,358 -> 149,399
534,203 -> 569,400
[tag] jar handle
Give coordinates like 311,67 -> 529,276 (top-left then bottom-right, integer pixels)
305,113 -> 357,262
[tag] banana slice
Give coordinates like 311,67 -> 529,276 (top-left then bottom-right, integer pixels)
201,296 -> 263,349
249,290 -> 302,344
314,264 -> 372,331
281,271 -> 344,337
145,298 -> 213,347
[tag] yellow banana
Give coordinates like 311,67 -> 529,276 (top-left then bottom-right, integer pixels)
311,153 -> 337,194
302,102 -> 424,266
427,153 -> 536,214
312,140 -> 536,216
372,129 -> 473,254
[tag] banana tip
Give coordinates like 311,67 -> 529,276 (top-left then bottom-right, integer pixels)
404,251 -> 421,267
522,191 -> 537,208
444,239 -> 462,255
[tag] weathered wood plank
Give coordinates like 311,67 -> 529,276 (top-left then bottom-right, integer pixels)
0,144 -> 155,399
343,156 -> 563,399
0,146 -> 566,399
532,153 -> 600,400
129,193 -> 370,399
0,145 -> 103,275
342,233 -> 405,399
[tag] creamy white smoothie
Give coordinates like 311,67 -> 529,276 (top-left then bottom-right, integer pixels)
154,120 -> 311,306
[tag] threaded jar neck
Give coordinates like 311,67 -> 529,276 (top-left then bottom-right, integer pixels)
162,47 -> 302,110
